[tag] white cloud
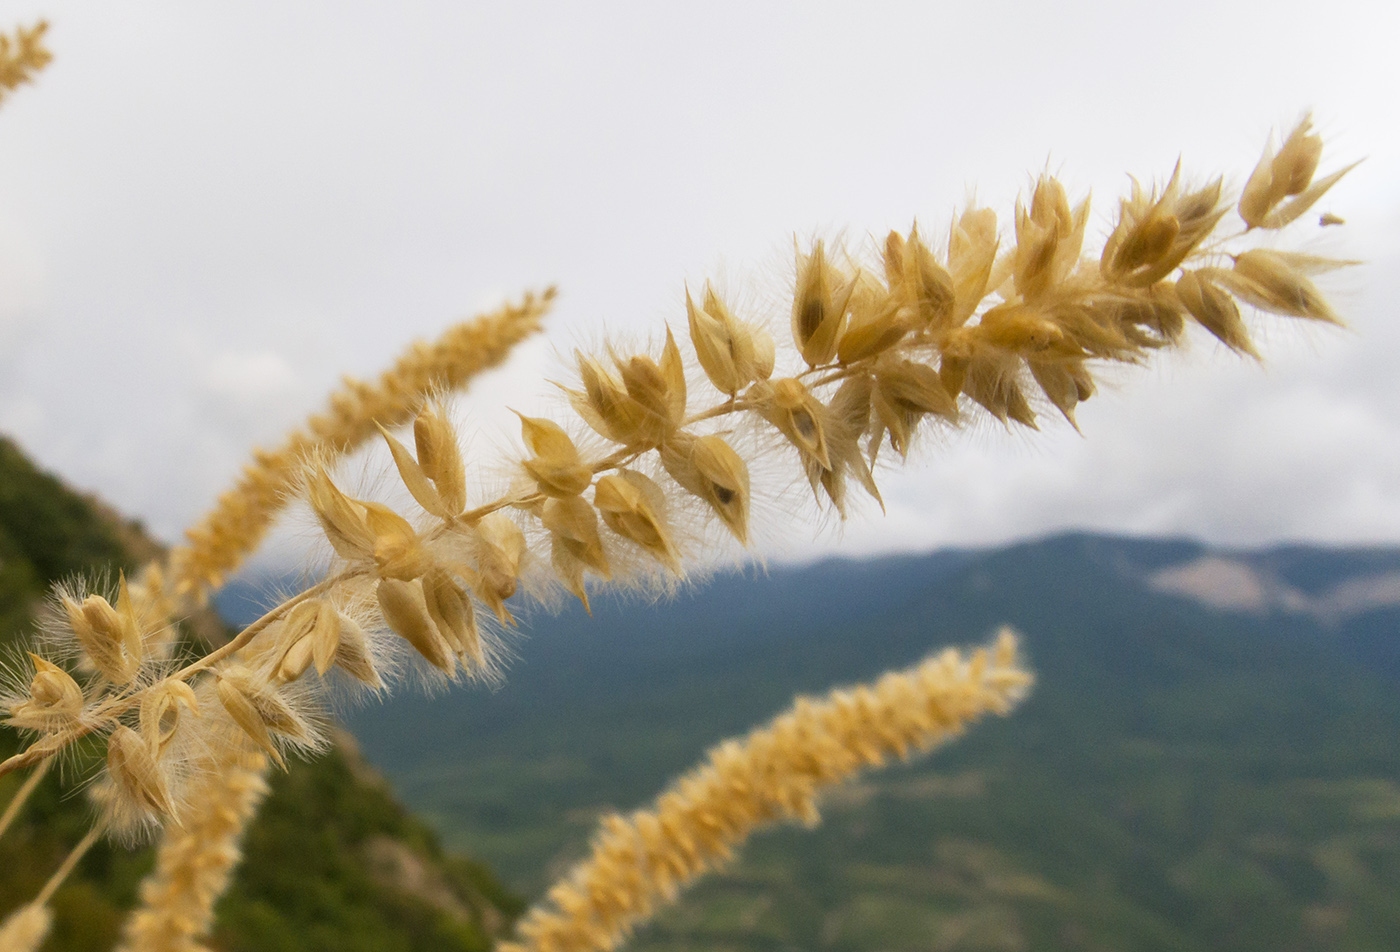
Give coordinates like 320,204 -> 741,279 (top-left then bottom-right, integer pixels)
0,1 -> 1396,567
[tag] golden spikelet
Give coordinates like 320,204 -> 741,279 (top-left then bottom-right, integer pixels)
164,290 -> 553,605
501,630 -> 1031,952
0,20 -> 50,106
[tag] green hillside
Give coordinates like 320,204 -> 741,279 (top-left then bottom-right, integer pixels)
320,535 -> 1400,952
0,437 -> 521,952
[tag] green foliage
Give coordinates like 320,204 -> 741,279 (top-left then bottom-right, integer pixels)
0,437 -> 521,951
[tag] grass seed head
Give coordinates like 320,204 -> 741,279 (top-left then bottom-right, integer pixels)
792,240 -> 853,367
414,404 -> 468,516
307,468 -> 375,561
63,588 -> 141,685
376,578 -> 456,675
473,513 -> 528,623
379,423 -> 450,519
139,679 -> 199,758
6,653 -> 84,733
518,412 -> 594,498
107,725 -> 176,818
593,471 -> 681,573
422,569 -> 484,669
662,434 -> 751,546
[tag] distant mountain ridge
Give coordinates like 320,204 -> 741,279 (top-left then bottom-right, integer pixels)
212,531 -> 1400,952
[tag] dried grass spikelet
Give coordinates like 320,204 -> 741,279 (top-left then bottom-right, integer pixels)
948,206 -> 1000,327
684,284 -> 773,394
4,654 -> 84,733
883,225 -> 956,332
837,268 -> 911,365
570,332 -> 687,450
758,377 -> 833,471
413,403 -> 468,515
0,20 -> 50,106
107,725 -> 176,819
139,679 -> 199,758
164,290 -> 551,603
1238,114 -> 1359,230
1174,270 -> 1256,357
422,568 -> 484,670
817,375 -> 883,514
62,574 -> 143,685
265,597 -> 385,687
469,513 -> 529,623
1221,249 -> 1345,324
593,471 -> 682,574
0,902 -> 52,952
660,433 -> 751,545
519,413 -> 594,498
870,354 -> 960,457
542,496 -> 612,611
363,501 -> 433,581
502,629 -> 1031,952
1013,175 -> 1089,301
307,466 -> 375,561
791,240 -> 854,367
1101,166 -> 1227,288
213,666 -> 310,767
377,578 -> 456,675
115,741 -> 269,952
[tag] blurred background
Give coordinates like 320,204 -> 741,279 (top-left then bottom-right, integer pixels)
0,1 -> 1397,569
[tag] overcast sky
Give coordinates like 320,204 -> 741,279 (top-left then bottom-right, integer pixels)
1,1 -> 1398,572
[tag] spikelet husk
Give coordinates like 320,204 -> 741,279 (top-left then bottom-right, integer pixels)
1013,176 -> 1088,301
107,725 -> 176,819
377,578 -> 455,675
361,501 -> 432,581
1175,270 -> 1256,357
5,653 -> 84,733
686,285 -> 765,394
947,206 -> 999,327
542,495 -> 612,611
379,423 -> 450,519
838,268 -> 911,365
791,240 -> 853,367
593,471 -> 682,573
518,413 -> 594,498
63,582 -> 142,685
213,666 -> 310,767
472,513 -> 528,623
759,378 -> 833,471
306,468 -> 375,561
414,404 -> 468,516
422,568 -> 484,670
1223,249 -> 1343,324
139,679 -> 199,758
886,225 -> 956,330
661,434 -> 751,546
